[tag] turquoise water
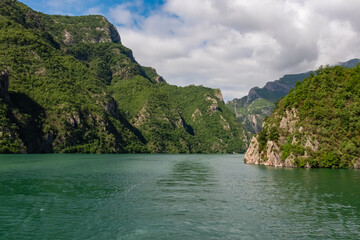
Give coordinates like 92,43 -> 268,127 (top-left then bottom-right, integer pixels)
0,154 -> 360,239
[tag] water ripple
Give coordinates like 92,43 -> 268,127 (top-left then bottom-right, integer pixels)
1,154 -> 360,239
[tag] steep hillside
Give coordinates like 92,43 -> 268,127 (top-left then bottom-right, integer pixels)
0,0 -> 147,153
0,0 -> 246,153
244,65 -> 360,168
227,59 -> 360,135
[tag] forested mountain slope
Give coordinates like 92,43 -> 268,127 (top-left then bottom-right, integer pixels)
0,0 -> 247,153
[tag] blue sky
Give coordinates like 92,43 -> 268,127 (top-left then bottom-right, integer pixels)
20,0 -> 165,18
19,0 -> 360,101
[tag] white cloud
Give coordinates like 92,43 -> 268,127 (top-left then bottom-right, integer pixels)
85,6 -> 104,16
109,0 -> 360,100
109,5 -> 133,25
108,1 -> 147,27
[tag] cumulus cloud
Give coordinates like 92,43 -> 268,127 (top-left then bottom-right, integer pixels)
44,0 -> 360,100
109,5 -> 133,25
108,0 -> 148,27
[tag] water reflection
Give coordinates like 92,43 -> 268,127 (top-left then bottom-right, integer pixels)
157,159 -> 217,190
148,157 -> 227,237
154,159 -> 219,209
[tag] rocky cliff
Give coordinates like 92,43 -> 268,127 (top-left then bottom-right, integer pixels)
244,65 -> 360,168
244,109 -> 307,167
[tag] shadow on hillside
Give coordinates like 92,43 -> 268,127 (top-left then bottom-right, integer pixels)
9,92 -> 53,153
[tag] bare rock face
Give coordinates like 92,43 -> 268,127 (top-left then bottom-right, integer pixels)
220,115 -> 230,130
0,70 -> 9,101
63,30 -> 74,46
214,89 -> 224,102
191,108 -> 202,121
265,141 -> 282,166
244,109 -> 300,167
108,24 -> 121,44
279,109 -> 298,133
246,87 -> 261,104
155,76 -> 165,83
264,81 -> 291,94
246,114 -> 262,133
132,106 -> 150,128
304,135 -> 319,152
354,159 -> 360,169
245,137 -> 293,167
244,136 -> 261,164
206,96 -> 219,113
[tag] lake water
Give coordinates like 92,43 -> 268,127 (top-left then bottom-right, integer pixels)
0,154 -> 360,239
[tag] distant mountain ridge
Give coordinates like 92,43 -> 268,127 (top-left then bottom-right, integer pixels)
0,0 -> 247,153
226,58 -> 360,135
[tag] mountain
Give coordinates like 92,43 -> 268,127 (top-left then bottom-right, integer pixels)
0,0 -> 247,153
226,59 -> 360,135
244,65 -> 360,168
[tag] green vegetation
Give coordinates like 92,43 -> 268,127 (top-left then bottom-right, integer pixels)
0,0 -> 246,153
0,99 -> 24,153
257,65 -> 360,168
162,85 -> 246,153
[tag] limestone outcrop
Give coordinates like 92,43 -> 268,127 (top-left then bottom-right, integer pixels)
244,109 -> 307,168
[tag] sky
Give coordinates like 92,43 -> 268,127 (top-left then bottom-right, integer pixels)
20,0 -> 360,101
